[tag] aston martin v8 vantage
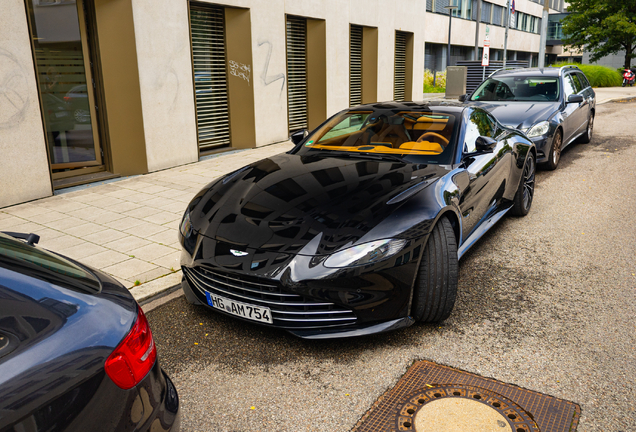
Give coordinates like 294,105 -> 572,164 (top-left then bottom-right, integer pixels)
178,102 -> 536,339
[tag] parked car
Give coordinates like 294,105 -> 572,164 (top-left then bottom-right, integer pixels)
178,102 -> 536,339
461,66 -> 595,170
0,232 -> 180,432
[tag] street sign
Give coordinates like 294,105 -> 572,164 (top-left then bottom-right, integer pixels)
482,46 -> 490,67
484,38 -> 491,48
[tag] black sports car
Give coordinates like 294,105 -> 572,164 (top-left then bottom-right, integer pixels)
0,232 -> 180,432
179,102 -> 536,339
461,66 -> 595,170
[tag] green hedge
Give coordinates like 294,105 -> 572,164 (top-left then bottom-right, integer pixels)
550,62 -> 622,87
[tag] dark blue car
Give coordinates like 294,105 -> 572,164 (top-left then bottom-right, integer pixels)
0,232 -> 179,432
462,66 -> 595,170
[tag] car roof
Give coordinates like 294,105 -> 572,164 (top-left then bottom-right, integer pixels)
349,100 -> 466,113
492,66 -> 582,78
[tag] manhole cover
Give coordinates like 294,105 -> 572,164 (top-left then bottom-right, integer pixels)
353,360 -> 580,432
395,385 -> 537,432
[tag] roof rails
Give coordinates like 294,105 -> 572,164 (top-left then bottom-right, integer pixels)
559,65 -> 581,75
487,66 -> 525,78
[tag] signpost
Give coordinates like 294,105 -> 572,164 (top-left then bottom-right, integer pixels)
482,28 -> 490,81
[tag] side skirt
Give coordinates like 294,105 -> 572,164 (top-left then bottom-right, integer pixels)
457,205 -> 512,259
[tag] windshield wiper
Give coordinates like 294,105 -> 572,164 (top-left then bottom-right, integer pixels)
309,150 -> 407,163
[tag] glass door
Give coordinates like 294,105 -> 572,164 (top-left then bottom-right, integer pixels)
25,0 -> 104,179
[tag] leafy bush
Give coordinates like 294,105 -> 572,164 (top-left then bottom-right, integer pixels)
424,69 -> 446,93
550,62 -> 622,87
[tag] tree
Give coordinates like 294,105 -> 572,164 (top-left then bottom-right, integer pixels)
561,0 -> 636,68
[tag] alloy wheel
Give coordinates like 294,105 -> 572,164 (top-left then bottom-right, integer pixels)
522,155 -> 535,211
587,115 -> 594,140
552,132 -> 562,166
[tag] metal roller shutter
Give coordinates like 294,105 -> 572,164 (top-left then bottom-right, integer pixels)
286,16 -> 308,132
349,25 -> 362,107
190,5 -> 230,152
394,31 -> 407,102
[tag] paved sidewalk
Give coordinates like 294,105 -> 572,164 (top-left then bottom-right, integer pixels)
593,85 -> 636,104
0,141 -> 293,302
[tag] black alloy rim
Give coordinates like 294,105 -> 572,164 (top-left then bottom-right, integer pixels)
552,133 -> 562,165
522,155 -> 535,210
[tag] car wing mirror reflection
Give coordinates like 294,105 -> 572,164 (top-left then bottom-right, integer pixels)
290,129 -> 309,145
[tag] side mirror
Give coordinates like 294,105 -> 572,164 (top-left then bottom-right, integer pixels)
475,136 -> 497,152
290,129 -> 308,145
567,94 -> 583,104
458,94 -> 467,102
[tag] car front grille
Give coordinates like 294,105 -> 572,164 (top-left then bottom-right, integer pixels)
182,266 -> 357,329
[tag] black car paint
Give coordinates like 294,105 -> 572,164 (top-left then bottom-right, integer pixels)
465,67 -> 595,163
180,103 -> 534,338
0,240 -> 179,432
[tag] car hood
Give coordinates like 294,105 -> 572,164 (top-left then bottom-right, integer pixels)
187,153 -> 449,256
468,101 -> 558,130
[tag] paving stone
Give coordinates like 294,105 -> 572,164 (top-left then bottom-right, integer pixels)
143,211 -> 180,225
57,242 -> 108,261
127,267 -> 170,284
91,211 -> 127,225
122,192 -> 157,204
32,227 -> 66,241
38,235 -> 85,253
142,196 -> 178,210
102,258 -> 158,280
46,216 -> 86,232
151,251 -> 181,270
39,199 -> 88,213
90,196 -> 127,209
127,243 -> 175,262
65,206 -> 109,222
104,201 -> 143,213
124,206 -> 160,219
104,236 -> 152,254
146,229 -> 179,246
82,228 -> 128,244
64,222 -> 108,238
27,211 -> 67,224
2,222 -> 45,235
2,204 -> 50,218
123,222 -> 167,238
66,193 -> 108,204
80,250 -> 132,269
104,188 -> 140,199
142,185 -> 171,195
159,201 -> 188,213
105,217 -> 146,231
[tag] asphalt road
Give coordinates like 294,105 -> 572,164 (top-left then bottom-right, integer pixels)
147,100 -> 636,432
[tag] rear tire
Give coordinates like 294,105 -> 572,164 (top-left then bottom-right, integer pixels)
578,112 -> 594,144
412,217 -> 458,323
511,152 -> 536,216
545,129 -> 562,171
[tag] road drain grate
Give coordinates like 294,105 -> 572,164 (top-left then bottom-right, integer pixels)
353,360 -> 580,432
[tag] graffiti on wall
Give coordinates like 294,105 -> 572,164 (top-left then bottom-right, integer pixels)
229,60 -> 251,84
257,40 -> 285,95
0,48 -> 30,129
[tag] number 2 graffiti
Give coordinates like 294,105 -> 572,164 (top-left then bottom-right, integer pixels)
258,40 -> 285,94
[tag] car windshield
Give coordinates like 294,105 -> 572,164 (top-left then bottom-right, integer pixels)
295,109 -> 459,164
0,232 -> 101,292
471,76 -> 560,102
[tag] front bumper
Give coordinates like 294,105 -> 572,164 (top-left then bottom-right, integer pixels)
180,237 -> 424,339
530,135 -> 551,163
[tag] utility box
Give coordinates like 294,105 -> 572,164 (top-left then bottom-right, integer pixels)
445,66 -> 467,99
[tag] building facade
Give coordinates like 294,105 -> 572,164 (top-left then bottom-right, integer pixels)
424,0 -> 566,71
1,0 -> 430,208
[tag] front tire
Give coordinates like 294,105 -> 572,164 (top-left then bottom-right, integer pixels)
545,129 -> 562,171
511,152 -> 536,216
412,217 -> 458,323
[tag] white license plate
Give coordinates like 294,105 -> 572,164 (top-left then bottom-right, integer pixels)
205,292 -> 273,324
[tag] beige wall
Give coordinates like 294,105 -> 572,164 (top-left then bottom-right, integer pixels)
0,0 -> 52,208
130,0 -> 198,172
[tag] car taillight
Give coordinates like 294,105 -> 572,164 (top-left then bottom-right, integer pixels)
105,307 -> 157,390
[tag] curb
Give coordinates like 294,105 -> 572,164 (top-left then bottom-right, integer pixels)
597,95 -> 636,105
129,270 -> 183,304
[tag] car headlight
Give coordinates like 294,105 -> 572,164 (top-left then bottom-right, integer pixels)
324,239 -> 407,268
179,210 -> 193,239
525,121 -> 550,138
